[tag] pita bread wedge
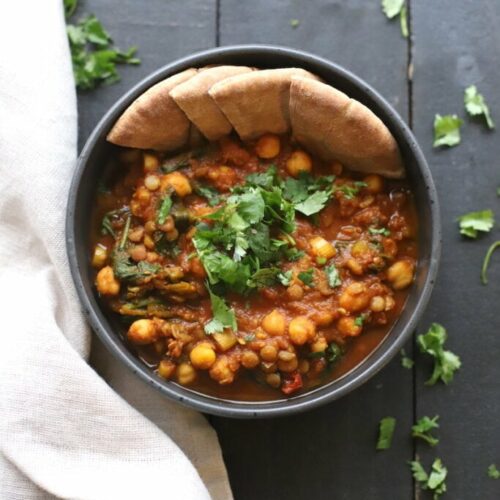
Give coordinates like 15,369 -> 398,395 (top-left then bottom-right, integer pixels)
208,68 -> 319,141
107,68 -> 197,151
289,77 -> 404,178
170,65 -> 254,141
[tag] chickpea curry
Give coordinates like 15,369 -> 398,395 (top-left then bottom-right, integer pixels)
92,133 -> 417,400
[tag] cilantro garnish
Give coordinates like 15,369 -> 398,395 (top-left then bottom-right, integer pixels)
354,314 -> 366,327
457,209 -> 494,238
412,415 -> 440,447
369,226 -> 391,237
488,464 -> 500,479
381,0 -> 408,38
194,184 -> 222,206
66,3 -> 140,90
481,241 -> 500,285
298,268 -> 315,287
112,249 -> 159,283
290,19 -> 300,28
376,417 -> 396,450
324,265 -> 342,288
204,287 -> 237,335
157,195 -> 173,225
417,323 -> 461,385
433,114 -> 463,148
400,348 -> 414,369
409,458 -> 448,499
333,181 -> 368,200
464,85 -> 495,129
278,270 -> 293,286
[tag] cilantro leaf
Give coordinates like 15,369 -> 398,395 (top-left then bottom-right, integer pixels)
236,188 -> 265,224
433,114 -> 463,148
194,184 -> 221,206
278,270 -> 293,286
325,264 -> 342,288
464,85 -> 495,129
412,415 -> 440,447
410,460 -> 429,483
295,190 -> 331,216
481,241 -> 500,285
64,0 -> 78,18
247,268 -> 280,288
157,195 -> 172,225
354,314 -> 366,327
488,464 -> 500,479
400,348 -> 414,369
112,249 -> 160,282
290,18 -> 300,28
457,209 -> 494,239
204,287 -> 237,334
376,416 -> 396,450
298,268 -> 315,287
382,0 -> 405,19
410,458 -> 448,498
333,182 -> 367,200
417,323 -> 461,385
369,226 -> 391,237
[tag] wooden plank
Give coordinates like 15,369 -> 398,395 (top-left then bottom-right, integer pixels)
76,0 -> 216,149
214,2 -> 414,499
412,1 -> 500,498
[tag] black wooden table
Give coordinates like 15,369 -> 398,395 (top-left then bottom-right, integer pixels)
78,1 -> 500,498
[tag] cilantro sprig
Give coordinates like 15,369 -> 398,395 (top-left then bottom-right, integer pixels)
464,85 -> 495,129
433,114 -> 463,148
457,209 -> 494,239
412,415 -> 440,447
381,0 -> 408,38
488,464 -> 500,479
410,458 -> 448,499
66,2 -> 140,90
376,416 -> 396,450
204,286 -> 237,334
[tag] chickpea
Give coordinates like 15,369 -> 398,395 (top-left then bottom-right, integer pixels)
286,150 -> 312,177
209,356 -> 235,384
287,283 -> 304,301
136,186 -> 151,204
241,350 -> 260,369
96,266 -> 120,296
165,228 -> 179,242
144,174 -> 160,191
278,357 -> 299,373
261,309 -> 286,336
266,373 -> 281,389
160,172 -> 192,197
146,251 -> 159,263
157,359 -> 176,379
143,153 -> 160,172
92,243 -> 108,268
351,240 -> 370,258
144,220 -> 156,234
339,282 -> 370,312
177,363 -> 197,385
345,258 -> 363,276
311,337 -> 328,353
312,311 -> 334,327
278,350 -> 296,362
260,344 -> 278,362
255,134 -> 281,159
289,316 -> 316,345
158,215 -> 175,233
337,317 -> 362,337
128,226 -> 144,242
309,236 -> 336,259
364,174 -> 384,194
387,260 -> 415,290
190,342 -> 216,369
144,234 -> 155,250
385,295 -> 396,311
128,319 -> 159,344
129,244 -> 147,262
370,296 -> 386,312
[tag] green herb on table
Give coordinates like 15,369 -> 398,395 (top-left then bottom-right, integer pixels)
400,348 -> 414,369
157,195 -> 173,225
376,416 -> 396,450
488,464 -> 500,479
65,2 -> 140,90
464,85 -> 495,129
481,241 -> 500,285
290,19 -> 300,28
412,415 -> 440,447
409,458 -> 448,499
325,264 -> 342,288
381,0 -> 408,38
433,114 -> 463,148
417,323 -> 461,385
298,268 -> 315,287
204,286 -> 237,335
457,209 -> 494,239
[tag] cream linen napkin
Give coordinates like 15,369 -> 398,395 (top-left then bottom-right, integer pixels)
0,1 -> 232,499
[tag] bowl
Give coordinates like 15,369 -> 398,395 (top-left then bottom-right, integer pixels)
66,45 -> 441,418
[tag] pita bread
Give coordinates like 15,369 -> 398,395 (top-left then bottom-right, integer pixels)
106,68 -> 197,151
208,68 -> 319,140
289,77 -> 404,178
170,65 -> 254,141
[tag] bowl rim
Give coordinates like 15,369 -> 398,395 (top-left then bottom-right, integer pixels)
66,44 -> 441,418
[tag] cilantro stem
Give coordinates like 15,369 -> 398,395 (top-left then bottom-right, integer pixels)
119,214 -> 131,250
481,240 -> 500,285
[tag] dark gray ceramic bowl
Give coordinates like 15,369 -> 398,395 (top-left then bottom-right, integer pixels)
66,45 -> 440,418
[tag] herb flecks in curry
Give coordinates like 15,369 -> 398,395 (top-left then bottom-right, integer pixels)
91,134 -> 417,399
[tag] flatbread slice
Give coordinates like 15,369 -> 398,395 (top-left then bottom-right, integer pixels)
208,68 -> 319,140
107,68 -> 197,151
170,65 -> 254,141
289,77 -> 404,178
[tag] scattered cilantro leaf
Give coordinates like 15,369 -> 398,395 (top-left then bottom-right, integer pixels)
488,464 -> 500,479
369,226 -> 391,237
410,460 -> 429,483
294,190 -> 331,216
400,348 -> 414,369
400,4 -> 409,38
417,323 -> 461,385
290,19 -> 300,28
64,0 -> 78,18
157,195 -> 173,225
325,343 -> 342,363
410,458 -> 448,499
481,241 -> 500,285
298,268 -> 315,287
204,286 -> 237,334
382,0 -> 405,19
433,114 -> 463,148
457,209 -> 494,239
278,270 -> 293,286
325,264 -> 342,288
412,415 -> 440,447
464,85 -> 495,129
194,184 -> 221,206
376,417 -> 396,450
112,249 -> 160,282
